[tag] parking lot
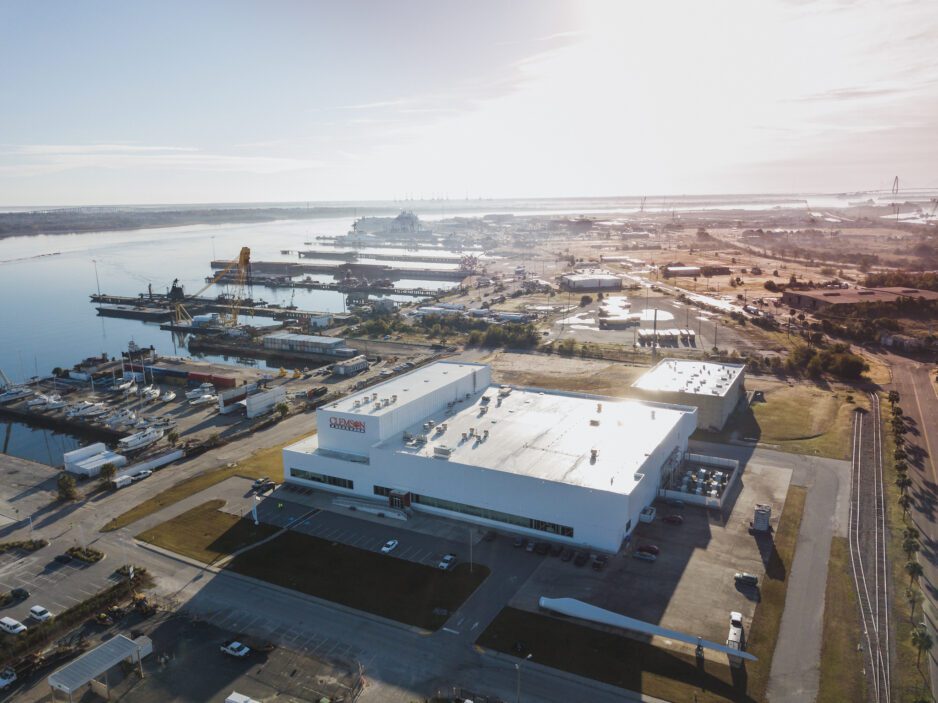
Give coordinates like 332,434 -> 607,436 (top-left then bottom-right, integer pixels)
510,447 -> 793,645
0,547 -> 120,627
245,493 -> 479,571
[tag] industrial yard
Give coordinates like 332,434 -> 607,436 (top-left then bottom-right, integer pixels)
0,200 -> 935,703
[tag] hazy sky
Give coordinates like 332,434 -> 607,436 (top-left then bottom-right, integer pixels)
1,0 -> 936,206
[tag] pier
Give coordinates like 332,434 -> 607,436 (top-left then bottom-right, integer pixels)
92,293 -> 342,324
297,249 -> 469,265
205,271 -> 442,298
0,402 -> 127,444
211,259 -> 471,281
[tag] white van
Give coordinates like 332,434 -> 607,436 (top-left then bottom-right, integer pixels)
0,617 -> 27,635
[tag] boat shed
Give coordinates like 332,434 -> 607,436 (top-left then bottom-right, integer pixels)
48,635 -> 150,701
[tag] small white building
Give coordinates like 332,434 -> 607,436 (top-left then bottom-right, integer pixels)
560,271 -> 623,291
283,362 -> 697,552
63,443 -> 128,478
263,332 -> 355,357
630,359 -> 745,431
332,355 -> 369,376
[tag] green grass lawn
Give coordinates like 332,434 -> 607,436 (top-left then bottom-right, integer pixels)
227,530 -> 490,631
135,499 -> 279,564
102,435 -> 305,532
817,537 -> 867,703
477,607 -> 747,703
477,485 -> 806,703
697,381 -> 866,460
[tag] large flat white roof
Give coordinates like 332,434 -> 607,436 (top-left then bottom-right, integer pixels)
324,361 -> 487,417
375,385 -> 693,495
632,359 -> 744,398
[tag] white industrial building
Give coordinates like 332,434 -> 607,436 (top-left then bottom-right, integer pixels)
263,332 -> 356,357
560,271 -> 623,291
63,443 -> 127,478
630,359 -> 745,431
331,355 -> 369,376
283,361 -> 697,551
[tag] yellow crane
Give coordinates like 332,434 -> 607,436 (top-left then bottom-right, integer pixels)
174,246 -> 251,325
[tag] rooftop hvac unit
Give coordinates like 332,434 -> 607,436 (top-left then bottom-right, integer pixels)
483,429 -> 489,439
391,394 -> 397,403
441,423 -> 447,431
597,403 -> 603,413
590,419 -> 600,426
374,403 -> 381,411
415,434 -> 427,444
590,448 -> 598,461
353,400 -> 361,409
651,410 -> 656,420
434,445 -> 453,458
461,432 -> 468,441
372,393 -> 378,401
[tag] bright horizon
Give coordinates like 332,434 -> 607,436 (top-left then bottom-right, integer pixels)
1,0 -> 937,207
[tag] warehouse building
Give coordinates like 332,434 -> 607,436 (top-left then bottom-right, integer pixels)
630,359 -> 745,431
262,332 -> 356,357
283,361 -> 698,551
560,271 -> 623,291
781,286 -> 938,312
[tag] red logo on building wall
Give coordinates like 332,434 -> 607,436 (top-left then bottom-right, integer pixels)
329,417 -> 366,433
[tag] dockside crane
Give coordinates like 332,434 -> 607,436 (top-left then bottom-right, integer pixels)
173,246 -> 251,325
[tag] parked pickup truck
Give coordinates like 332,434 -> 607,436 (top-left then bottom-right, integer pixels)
220,641 -> 251,657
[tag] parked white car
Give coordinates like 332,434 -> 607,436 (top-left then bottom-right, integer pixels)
380,539 -> 399,554
29,605 -> 53,622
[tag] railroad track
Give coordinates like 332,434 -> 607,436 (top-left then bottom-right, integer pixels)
848,392 -> 891,702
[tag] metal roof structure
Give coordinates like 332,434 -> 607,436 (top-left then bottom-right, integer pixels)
377,383 -> 695,495
48,635 -> 144,695
263,331 -> 344,346
632,359 -> 745,398
326,361 -> 487,416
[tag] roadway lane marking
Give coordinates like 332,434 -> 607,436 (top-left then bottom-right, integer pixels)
442,627 -> 460,635
910,375 -> 938,483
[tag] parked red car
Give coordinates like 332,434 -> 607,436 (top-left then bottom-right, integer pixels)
637,544 -> 660,555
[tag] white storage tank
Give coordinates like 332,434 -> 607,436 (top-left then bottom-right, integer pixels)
753,503 -> 771,532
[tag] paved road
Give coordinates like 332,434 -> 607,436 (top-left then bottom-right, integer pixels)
690,440 -> 852,703
884,352 -> 938,698
2,417 -> 850,702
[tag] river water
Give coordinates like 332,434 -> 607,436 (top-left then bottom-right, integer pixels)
0,191 -> 899,465
0,214 -> 460,465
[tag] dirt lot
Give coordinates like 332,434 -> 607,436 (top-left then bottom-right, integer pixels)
485,350 -> 647,395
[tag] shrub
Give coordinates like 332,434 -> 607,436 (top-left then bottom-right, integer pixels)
66,546 -> 104,563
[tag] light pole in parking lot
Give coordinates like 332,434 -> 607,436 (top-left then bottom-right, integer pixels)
515,653 -> 532,702
469,527 -> 474,573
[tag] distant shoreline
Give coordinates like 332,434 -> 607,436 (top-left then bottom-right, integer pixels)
0,206 -> 403,239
